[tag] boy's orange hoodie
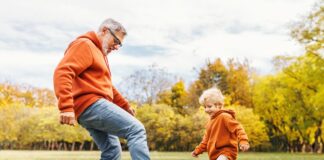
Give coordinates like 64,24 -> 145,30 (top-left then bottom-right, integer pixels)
194,109 -> 248,160
53,31 -> 130,119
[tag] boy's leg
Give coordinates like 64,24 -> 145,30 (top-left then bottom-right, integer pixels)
78,98 -> 150,160
217,155 -> 229,160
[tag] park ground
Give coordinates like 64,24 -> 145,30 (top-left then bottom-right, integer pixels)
0,151 -> 324,160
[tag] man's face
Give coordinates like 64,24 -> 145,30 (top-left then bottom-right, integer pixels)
204,101 -> 223,117
102,29 -> 125,55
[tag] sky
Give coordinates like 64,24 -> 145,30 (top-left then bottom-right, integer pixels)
0,0 -> 318,89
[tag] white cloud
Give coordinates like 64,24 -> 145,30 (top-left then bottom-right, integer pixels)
0,0 -> 318,89
0,50 -> 61,88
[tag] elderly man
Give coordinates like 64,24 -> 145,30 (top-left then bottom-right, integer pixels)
53,18 -> 150,160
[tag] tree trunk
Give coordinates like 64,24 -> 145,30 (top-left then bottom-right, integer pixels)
317,142 -> 323,153
58,142 -> 62,150
47,141 -> 51,150
43,141 -> 47,150
51,141 -> 56,150
64,142 -> 68,151
90,141 -> 94,151
71,142 -> 75,151
302,143 -> 306,153
79,142 -> 84,151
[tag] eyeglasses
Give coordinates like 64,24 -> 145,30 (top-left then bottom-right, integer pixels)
108,28 -> 122,47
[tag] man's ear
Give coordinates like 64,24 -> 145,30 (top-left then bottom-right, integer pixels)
101,27 -> 108,34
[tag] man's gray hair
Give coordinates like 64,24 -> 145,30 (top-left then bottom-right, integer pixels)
98,18 -> 127,36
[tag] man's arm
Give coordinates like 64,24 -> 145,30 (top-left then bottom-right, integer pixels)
112,86 -> 134,116
53,40 -> 93,125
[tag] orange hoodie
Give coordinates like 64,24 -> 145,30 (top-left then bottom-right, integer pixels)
53,31 -> 130,119
194,109 -> 248,160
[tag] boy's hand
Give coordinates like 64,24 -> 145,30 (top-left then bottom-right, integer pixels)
191,151 -> 198,157
239,144 -> 250,151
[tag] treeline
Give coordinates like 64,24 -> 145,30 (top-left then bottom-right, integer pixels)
0,94 -> 268,152
0,0 -> 323,153
0,102 -> 92,151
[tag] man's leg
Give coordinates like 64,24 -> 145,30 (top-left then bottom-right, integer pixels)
78,98 -> 150,160
86,128 -> 121,160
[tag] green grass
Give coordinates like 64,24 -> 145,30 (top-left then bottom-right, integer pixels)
0,151 -> 323,160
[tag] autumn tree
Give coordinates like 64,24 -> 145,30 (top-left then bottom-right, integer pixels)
118,65 -> 175,105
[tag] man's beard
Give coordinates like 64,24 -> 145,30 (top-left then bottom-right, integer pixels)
102,35 -> 112,55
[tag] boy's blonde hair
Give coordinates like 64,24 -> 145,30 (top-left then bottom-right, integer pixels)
199,87 -> 224,105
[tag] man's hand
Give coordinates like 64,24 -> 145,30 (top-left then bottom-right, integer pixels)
191,151 -> 198,158
239,143 -> 250,152
59,112 -> 76,126
126,108 -> 135,116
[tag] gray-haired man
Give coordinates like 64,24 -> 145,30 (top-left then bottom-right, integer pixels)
53,18 -> 150,160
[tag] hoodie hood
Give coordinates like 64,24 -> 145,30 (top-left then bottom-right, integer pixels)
211,109 -> 236,119
77,31 -> 103,53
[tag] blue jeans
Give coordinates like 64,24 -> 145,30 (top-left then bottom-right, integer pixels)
78,98 -> 150,160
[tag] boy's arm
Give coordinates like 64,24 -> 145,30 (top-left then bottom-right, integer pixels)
193,130 -> 209,155
224,115 -> 249,145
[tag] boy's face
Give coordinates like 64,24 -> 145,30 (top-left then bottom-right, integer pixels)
204,101 -> 223,117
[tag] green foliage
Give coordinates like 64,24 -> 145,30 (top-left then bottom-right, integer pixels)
170,80 -> 187,111
156,90 -> 172,106
253,51 -> 324,151
186,58 -> 252,109
186,58 -> 228,108
226,59 -> 253,107
136,103 -> 269,151
0,102 -> 91,150
136,104 -> 207,151
291,0 -> 324,53
251,2 -> 324,152
0,82 -> 56,107
136,104 -> 176,150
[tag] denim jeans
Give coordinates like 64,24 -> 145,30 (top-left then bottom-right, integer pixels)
78,98 -> 150,160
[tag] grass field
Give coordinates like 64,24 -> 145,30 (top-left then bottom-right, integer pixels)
0,151 -> 323,160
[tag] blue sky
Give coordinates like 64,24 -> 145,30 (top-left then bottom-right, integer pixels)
0,0 -> 318,89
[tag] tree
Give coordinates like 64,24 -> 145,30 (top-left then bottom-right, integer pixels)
0,82 -> 56,107
118,65 -> 175,105
170,80 -> 187,114
186,58 -> 252,109
253,60 -> 324,152
291,0 -> 324,54
226,59 -> 253,107
136,103 -> 208,151
186,58 -> 228,108
136,104 -> 177,150
0,103 -> 22,149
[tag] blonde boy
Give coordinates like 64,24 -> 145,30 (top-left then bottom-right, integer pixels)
191,87 -> 249,160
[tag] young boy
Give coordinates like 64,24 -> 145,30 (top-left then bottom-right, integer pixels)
191,87 -> 249,160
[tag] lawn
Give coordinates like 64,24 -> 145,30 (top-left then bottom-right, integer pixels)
0,151 -> 323,160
